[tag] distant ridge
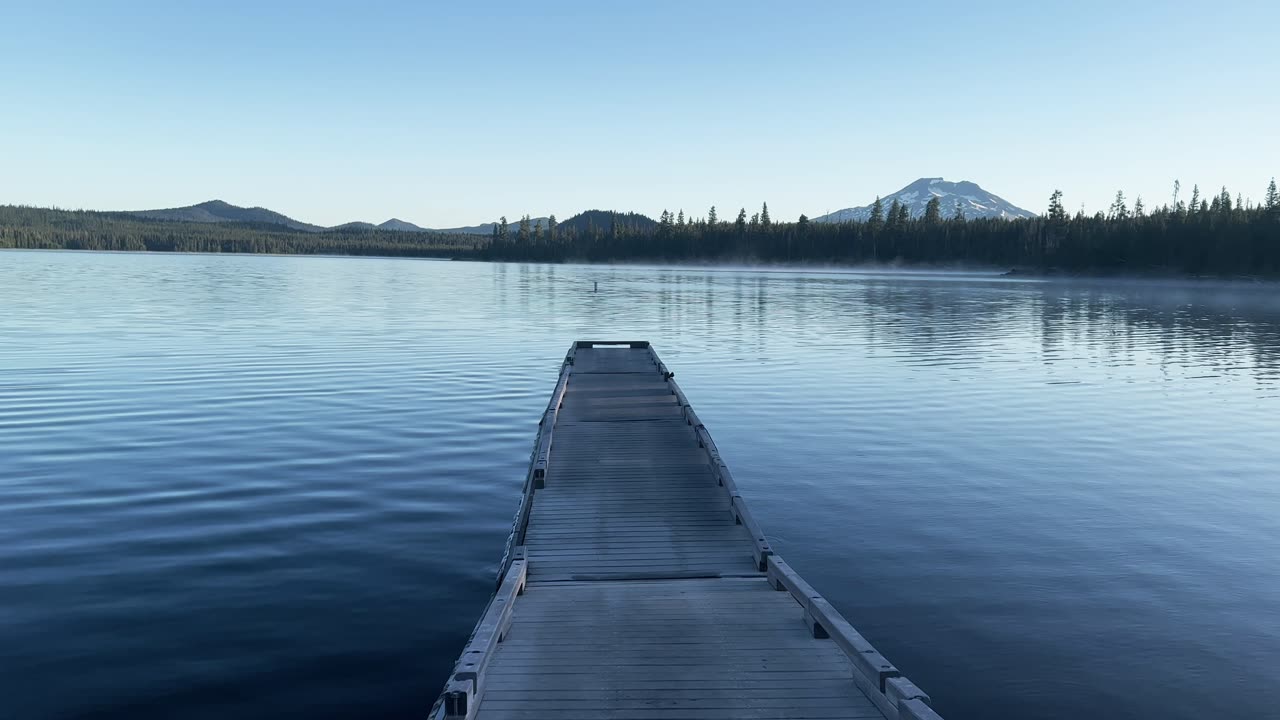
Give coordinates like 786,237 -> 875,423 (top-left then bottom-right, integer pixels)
124,200 -> 630,236
123,186 -> 1031,237
431,218 -> 550,235
812,178 -> 1033,222
129,200 -> 328,232
126,200 -> 441,234
429,211 -> 657,235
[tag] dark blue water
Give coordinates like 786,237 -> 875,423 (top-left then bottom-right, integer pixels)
3,250 -> 1279,719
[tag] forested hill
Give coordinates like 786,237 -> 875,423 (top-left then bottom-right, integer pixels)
557,210 -> 656,233
4,180 -> 1280,276
129,199 -> 328,232
0,206 -> 484,258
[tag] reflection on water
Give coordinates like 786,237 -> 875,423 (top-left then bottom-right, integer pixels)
2,251 -> 1278,720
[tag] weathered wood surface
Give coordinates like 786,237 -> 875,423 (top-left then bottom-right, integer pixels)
432,342 -> 944,720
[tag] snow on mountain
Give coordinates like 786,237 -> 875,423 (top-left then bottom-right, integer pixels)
812,178 -> 1034,222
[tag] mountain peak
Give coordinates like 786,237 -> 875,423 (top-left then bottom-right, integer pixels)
378,218 -> 426,232
813,178 -> 1032,222
130,200 -> 326,232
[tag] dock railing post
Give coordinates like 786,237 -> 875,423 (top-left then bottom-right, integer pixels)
766,554 -> 942,720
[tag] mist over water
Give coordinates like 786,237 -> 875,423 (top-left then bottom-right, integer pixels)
2,250 -> 1278,720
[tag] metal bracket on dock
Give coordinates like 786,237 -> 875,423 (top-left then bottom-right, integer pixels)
729,494 -> 773,571
767,555 -> 941,720
440,554 -> 528,720
669,378 -> 692,414
531,366 -> 570,492
439,677 -> 473,720
498,358 -> 572,588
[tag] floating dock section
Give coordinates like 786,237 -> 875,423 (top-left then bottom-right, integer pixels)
431,341 -> 944,720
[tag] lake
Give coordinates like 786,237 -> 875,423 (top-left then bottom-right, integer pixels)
2,250 -> 1278,720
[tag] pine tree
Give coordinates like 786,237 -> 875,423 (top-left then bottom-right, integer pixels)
1219,187 -> 1232,214
657,210 -> 674,241
868,197 -> 884,231
761,202 -> 771,228
749,213 -> 760,229
895,203 -> 910,227
1133,196 -> 1145,218
924,196 -> 942,225
735,208 -> 747,233
1048,190 -> 1067,223
708,206 -> 718,226
797,214 -> 810,230
518,215 -> 531,243
953,200 -> 965,221
676,210 -> 685,226
548,214 -> 557,241
499,216 -> 509,241
1189,185 -> 1200,214
886,199 -> 902,231
1109,190 -> 1129,220
1266,178 -> 1279,211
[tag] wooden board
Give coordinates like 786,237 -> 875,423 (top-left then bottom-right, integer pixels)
476,578 -> 883,720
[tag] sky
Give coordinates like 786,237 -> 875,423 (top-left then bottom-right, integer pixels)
2,0 -> 1277,227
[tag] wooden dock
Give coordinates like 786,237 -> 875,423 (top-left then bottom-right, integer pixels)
431,342 -> 944,720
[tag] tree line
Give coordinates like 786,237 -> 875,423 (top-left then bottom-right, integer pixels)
483,179 -> 1280,276
4,178 -> 1278,276
0,205 -> 480,258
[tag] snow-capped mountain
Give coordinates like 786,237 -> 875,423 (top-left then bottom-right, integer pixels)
812,178 -> 1034,222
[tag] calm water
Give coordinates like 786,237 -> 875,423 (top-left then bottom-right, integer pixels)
2,250 -> 1279,720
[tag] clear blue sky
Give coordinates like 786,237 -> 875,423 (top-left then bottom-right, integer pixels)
3,0 -> 1277,227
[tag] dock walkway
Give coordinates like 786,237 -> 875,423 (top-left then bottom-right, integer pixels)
432,342 -> 943,720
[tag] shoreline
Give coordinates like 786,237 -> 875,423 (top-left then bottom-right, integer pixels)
6,246 -> 1279,285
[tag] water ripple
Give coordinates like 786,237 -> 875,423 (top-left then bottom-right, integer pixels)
2,251 -> 1279,720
